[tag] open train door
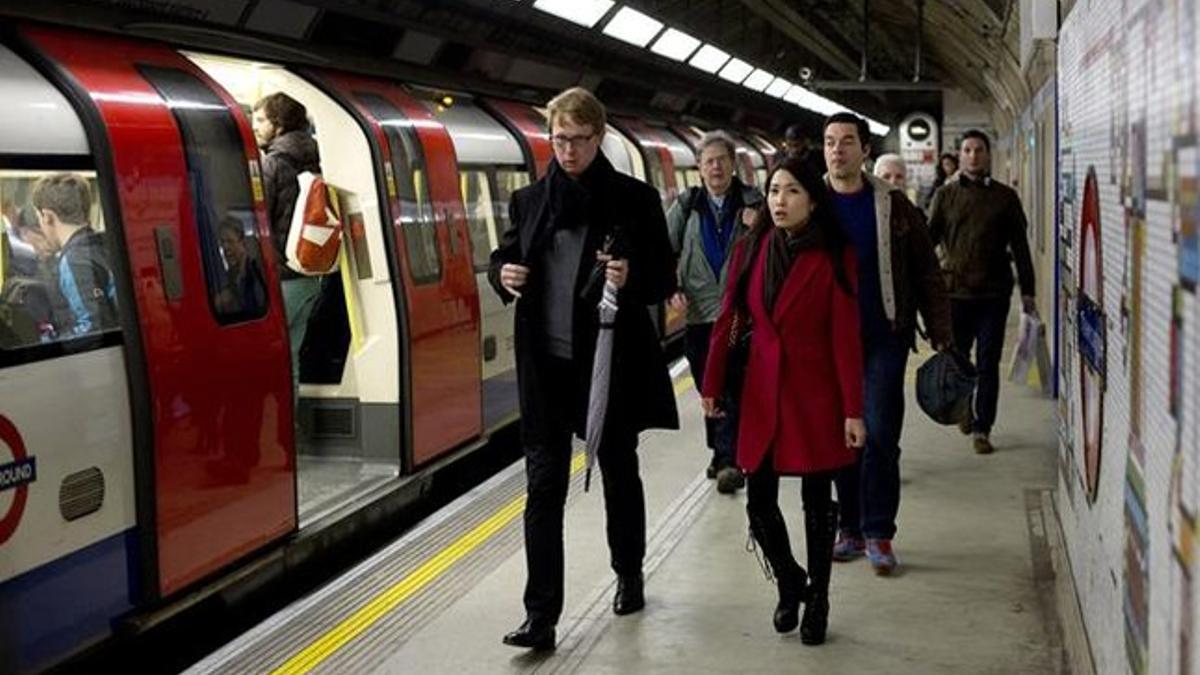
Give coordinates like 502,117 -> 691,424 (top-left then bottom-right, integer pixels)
17,25 -> 296,598
308,70 -> 481,468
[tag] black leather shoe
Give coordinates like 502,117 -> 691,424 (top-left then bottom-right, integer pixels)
613,574 -> 645,615
502,619 -> 555,650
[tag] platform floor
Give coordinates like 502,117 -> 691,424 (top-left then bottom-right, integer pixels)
188,348 -> 1061,675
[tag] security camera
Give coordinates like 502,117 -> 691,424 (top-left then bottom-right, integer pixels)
798,67 -> 814,83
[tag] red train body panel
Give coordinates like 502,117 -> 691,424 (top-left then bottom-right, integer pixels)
22,25 -> 296,596
484,98 -> 554,178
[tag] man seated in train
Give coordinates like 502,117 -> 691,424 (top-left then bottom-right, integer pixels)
665,130 -> 762,494
31,172 -> 118,337
489,86 -> 678,651
1,204 -> 62,345
214,215 -> 267,319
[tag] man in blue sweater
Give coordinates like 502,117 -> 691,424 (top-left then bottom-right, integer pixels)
823,113 -> 951,576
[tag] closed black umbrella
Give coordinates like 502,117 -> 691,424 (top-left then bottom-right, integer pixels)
585,279 -> 619,491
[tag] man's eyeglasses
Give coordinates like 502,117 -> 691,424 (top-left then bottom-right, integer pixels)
551,133 -> 595,150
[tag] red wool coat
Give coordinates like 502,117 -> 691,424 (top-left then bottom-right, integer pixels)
701,238 -> 865,476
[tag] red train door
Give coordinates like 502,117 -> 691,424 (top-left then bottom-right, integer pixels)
20,26 -> 295,597
311,71 -> 480,467
482,98 -> 553,179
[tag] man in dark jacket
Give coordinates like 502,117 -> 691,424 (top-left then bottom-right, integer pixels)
928,129 -> 1037,455
489,87 -> 678,651
252,92 -> 324,385
823,113 -> 952,576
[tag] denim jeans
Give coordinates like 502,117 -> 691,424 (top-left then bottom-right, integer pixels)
684,322 -> 737,469
951,296 -> 1012,435
835,333 -> 909,540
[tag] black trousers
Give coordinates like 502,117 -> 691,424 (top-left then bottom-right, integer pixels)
951,296 -> 1012,434
683,322 -> 738,468
522,356 -> 645,626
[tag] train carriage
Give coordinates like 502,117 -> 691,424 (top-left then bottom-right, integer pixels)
0,22 -> 776,674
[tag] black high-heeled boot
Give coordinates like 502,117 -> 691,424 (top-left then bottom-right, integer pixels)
748,506 -> 809,633
800,500 -> 838,646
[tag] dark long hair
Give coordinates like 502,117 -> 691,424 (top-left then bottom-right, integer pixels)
935,152 -> 959,182
731,155 -> 854,314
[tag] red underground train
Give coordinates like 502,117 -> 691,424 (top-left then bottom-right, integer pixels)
0,22 -> 777,673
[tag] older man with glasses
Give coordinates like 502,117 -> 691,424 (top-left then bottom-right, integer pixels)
665,130 -> 762,493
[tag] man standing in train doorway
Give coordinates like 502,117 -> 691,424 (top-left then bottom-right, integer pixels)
666,130 -> 761,494
823,113 -> 951,576
928,130 -> 1037,455
489,87 -> 679,650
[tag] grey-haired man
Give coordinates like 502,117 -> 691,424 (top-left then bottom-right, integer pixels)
665,131 -> 763,493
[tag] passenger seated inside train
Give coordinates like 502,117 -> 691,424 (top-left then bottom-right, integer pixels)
1,207 -> 59,347
213,215 -> 267,319
4,201 -> 47,278
21,173 -> 117,339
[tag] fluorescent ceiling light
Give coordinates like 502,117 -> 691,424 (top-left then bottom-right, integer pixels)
717,58 -> 753,83
765,77 -> 792,98
688,44 -> 730,74
649,27 -> 701,61
532,0 -> 614,28
742,68 -> 774,92
783,86 -> 891,136
602,6 -> 663,47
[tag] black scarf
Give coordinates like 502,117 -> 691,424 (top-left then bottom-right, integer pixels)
762,223 -> 823,313
533,154 -> 623,302
542,153 -> 620,237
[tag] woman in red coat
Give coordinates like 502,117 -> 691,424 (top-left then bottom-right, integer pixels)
702,155 -> 866,645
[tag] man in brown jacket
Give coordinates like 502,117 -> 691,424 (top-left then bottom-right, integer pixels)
928,129 -> 1037,455
824,113 -> 952,575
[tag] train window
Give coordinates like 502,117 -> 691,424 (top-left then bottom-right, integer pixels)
492,168 -> 530,239
353,93 -> 441,286
755,168 -> 767,187
674,170 -> 690,192
641,151 -> 670,210
460,169 -> 494,272
138,65 -> 268,325
1,169 -> 121,354
685,170 -> 703,188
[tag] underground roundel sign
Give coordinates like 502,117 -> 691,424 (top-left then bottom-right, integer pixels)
0,414 -> 36,545
1077,167 -> 1105,503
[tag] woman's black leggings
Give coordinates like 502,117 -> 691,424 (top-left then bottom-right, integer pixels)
746,463 -> 835,515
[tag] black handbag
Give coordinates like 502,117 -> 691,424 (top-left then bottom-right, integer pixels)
916,349 -> 977,424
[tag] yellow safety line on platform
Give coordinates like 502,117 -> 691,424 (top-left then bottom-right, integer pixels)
273,453 -> 586,674
273,373 -> 693,674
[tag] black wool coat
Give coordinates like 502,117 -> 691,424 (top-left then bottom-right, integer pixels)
487,154 -> 680,445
